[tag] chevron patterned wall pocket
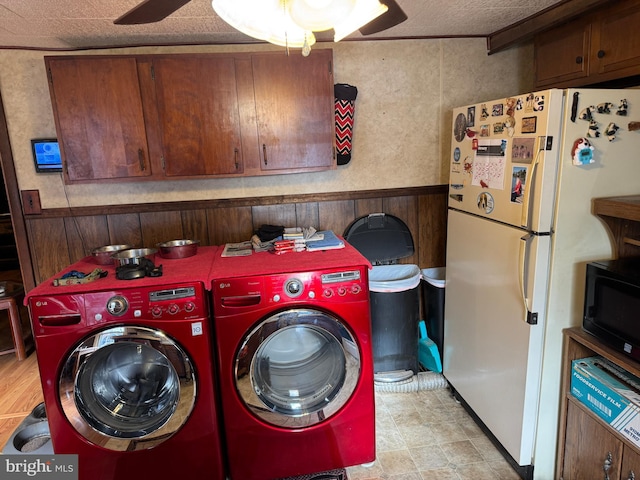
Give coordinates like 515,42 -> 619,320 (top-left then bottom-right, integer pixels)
335,83 -> 358,166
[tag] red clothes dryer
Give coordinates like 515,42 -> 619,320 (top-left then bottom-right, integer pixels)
26,248 -> 225,480
210,245 -> 375,480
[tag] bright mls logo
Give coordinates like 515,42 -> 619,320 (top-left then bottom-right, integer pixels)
2,455 -> 77,479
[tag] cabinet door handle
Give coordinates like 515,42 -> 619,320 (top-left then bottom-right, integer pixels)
575,56 -> 583,64
625,470 -> 635,480
234,148 -> 239,170
597,49 -> 606,59
603,451 -> 612,480
262,144 -> 268,166
138,148 -> 146,171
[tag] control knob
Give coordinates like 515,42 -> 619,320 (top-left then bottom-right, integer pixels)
107,296 -> 128,316
284,278 -> 304,298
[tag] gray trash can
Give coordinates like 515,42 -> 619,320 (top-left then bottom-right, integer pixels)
369,264 -> 422,376
421,267 -> 445,363
344,213 -> 420,379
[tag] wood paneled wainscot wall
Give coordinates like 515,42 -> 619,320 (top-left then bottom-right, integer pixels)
24,186 -> 448,288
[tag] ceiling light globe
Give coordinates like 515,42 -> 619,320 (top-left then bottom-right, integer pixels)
262,5 -> 317,49
212,0 -> 277,41
289,0 -> 356,32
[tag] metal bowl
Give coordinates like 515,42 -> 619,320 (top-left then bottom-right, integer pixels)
156,239 -> 199,259
92,244 -> 133,265
111,248 -> 157,267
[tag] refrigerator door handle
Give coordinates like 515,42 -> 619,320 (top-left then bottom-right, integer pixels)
519,233 -> 538,325
520,146 -> 543,230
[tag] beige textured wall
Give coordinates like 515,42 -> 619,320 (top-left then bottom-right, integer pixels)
0,39 -> 533,208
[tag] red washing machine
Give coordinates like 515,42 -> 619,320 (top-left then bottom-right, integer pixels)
210,244 -> 375,480
26,247 -> 225,480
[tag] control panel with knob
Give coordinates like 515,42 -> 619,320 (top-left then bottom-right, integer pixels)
215,267 -> 368,310
81,284 -> 205,322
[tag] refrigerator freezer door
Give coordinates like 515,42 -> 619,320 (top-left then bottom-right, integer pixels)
448,89 -> 564,233
443,209 -> 548,466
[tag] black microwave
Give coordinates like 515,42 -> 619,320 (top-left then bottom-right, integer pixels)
583,257 -> 640,361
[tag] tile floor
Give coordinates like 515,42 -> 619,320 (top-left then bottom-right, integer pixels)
346,385 -> 521,480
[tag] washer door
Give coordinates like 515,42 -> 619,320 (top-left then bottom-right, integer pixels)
59,325 -> 196,451
236,308 -> 360,428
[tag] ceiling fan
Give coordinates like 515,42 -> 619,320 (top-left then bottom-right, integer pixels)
114,0 -> 408,35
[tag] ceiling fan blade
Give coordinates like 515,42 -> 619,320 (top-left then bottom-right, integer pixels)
358,0 -> 408,35
114,0 -> 191,25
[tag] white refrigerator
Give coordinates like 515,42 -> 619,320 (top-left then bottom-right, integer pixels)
444,88 -> 640,479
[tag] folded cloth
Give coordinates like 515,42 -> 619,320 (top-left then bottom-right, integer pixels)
251,234 -> 277,252
256,224 -> 285,242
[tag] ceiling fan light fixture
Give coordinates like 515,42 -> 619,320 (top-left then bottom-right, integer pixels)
212,0 -> 315,51
212,0 -> 392,55
333,0 -> 388,41
288,0 -> 356,32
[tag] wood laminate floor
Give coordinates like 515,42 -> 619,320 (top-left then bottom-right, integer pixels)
0,268 -> 44,450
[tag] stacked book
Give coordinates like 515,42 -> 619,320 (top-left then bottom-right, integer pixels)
305,231 -> 344,251
222,228 -> 344,256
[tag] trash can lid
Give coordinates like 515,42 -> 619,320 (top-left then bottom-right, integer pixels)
421,267 -> 445,288
343,213 -> 414,264
369,264 -> 421,292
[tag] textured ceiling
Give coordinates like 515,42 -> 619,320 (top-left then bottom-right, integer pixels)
0,0 -> 563,50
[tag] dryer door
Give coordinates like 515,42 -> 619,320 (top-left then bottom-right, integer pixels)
59,325 -> 196,451
236,308 -> 360,428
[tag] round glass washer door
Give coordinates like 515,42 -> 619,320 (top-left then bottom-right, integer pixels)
235,308 -> 361,428
59,325 -> 196,451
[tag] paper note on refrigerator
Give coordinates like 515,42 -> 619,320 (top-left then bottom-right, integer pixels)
472,139 -> 507,189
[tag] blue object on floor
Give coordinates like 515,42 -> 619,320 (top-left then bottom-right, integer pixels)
418,320 -> 442,373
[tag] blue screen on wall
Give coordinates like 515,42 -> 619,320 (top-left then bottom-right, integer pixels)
31,139 -> 62,173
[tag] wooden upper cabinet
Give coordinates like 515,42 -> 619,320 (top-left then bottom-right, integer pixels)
46,56 -> 152,182
593,1 -> 640,78
251,50 -> 335,173
152,55 -> 244,177
534,0 -> 640,88
44,50 -> 335,183
534,19 -> 591,88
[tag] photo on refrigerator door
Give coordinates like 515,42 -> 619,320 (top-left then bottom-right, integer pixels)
512,137 -> 535,163
511,166 -> 527,204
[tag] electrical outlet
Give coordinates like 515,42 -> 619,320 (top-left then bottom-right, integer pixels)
21,189 -> 42,215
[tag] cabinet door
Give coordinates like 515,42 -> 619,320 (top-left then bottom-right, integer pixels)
46,56 -> 151,182
621,446 -> 640,480
593,1 -> 640,77
562,401 -> 623,480
534,18 -> 591,88
252,50 -> 335,173
152,56 -> 243,177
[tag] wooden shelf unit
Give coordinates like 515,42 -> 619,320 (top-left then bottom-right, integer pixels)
557,327 -> 640,480
593,195 -> 640,258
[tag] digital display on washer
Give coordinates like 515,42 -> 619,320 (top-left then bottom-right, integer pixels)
321,270 -> 361,284
149,287 -> 195,302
